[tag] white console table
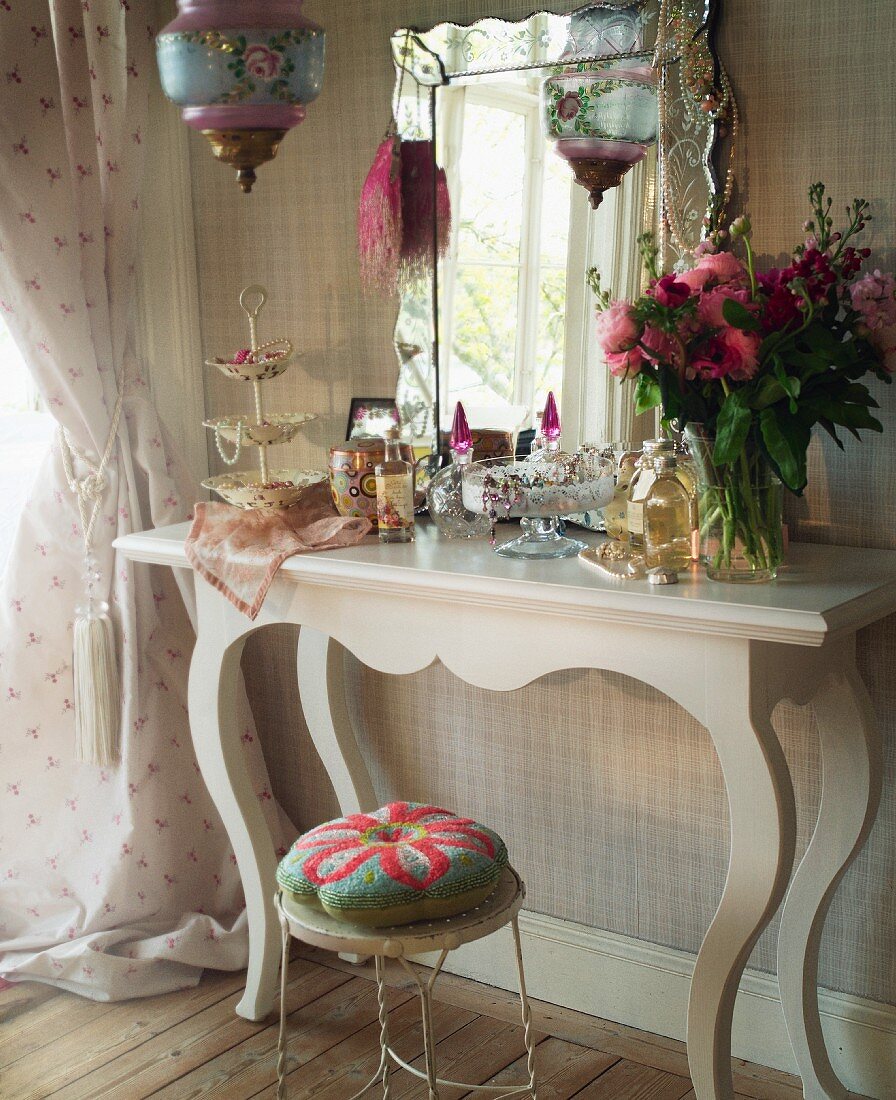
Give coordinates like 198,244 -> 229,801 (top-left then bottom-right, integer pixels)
115,522 -> 896,1100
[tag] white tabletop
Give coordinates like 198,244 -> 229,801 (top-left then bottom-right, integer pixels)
114,521 -> 896,647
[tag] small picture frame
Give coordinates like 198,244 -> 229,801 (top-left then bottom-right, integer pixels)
346,397 -> 400,440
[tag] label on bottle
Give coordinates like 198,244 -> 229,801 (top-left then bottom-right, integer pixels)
627,500 -> 644,536
375,474 -> 415,530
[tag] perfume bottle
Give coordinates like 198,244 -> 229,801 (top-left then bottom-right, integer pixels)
375,427 -> 415,543
626,438 -> 675,550
643,454 -> 692,572
427,403 -> 490,539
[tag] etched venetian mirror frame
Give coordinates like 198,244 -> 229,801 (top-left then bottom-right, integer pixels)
388,1 -> 735,449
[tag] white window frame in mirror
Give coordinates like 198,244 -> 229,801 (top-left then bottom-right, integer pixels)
436,77 -> 654,446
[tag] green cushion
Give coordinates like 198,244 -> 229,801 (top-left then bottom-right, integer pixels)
276,801 -> 508,926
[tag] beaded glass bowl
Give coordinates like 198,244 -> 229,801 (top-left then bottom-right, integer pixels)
202,468 -> 327,510
461,453 -> 615,559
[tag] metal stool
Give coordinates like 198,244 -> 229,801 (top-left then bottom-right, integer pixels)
274,865 -> 537,1099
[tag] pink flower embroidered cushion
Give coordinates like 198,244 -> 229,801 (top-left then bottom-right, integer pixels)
276,802 -> 508,926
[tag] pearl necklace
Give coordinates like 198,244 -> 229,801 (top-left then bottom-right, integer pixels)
213,419 -> 244,466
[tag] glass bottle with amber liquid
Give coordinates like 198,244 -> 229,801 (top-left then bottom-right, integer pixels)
375,427 -> 415,543
626,438 -> 675,550
643,454 -> 692,572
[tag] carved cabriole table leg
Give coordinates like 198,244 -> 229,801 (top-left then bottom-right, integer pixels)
296,627 -> 377,815
188,581 -> 281,1021
687,637 -> 797,1100
297,627 -> 379,966
776,638 -> 883,1100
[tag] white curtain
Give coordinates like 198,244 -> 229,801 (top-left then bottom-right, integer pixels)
0,1 -> 287,998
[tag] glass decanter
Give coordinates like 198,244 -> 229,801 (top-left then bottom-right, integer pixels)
427,403 -> 491,539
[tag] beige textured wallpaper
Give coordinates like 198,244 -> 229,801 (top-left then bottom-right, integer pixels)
183,1 -> 896,1005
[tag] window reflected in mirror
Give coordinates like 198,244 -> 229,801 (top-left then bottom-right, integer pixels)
439,79 -> 571,434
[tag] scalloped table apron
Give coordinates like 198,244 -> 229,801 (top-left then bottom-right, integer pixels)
115,522 -> 896,1100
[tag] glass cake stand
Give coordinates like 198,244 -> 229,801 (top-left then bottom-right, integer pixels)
461,453 -> 615,559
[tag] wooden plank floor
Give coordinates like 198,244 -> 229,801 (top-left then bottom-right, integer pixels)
0,948 -> 861,1100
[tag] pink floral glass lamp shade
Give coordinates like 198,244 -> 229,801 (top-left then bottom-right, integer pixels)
541,2 -> 657,209
156,0 -> 325,192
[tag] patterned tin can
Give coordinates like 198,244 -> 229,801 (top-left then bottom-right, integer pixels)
328,436 -> 414,520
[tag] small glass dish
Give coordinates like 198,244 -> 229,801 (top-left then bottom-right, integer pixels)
461,453 -> 614,559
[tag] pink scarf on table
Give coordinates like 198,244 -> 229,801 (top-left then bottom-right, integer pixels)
185,481 -> 373,619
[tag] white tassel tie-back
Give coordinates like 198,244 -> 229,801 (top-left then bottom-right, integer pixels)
60,380 -> 124,766
73,610 -> 120,766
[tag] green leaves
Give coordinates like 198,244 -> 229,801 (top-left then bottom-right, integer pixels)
712,392 -> 751,466
721,296 -> 761,332
759,407 -> 810,493
773,361 -> 801,413
633,373 -> 661,415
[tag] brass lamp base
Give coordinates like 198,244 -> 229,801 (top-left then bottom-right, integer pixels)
567,157 -> 635,209
201,129 -> 287,193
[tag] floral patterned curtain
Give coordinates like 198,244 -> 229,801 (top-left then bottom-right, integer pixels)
0,1 -> 287,998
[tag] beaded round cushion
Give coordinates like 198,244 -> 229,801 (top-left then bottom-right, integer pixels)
276,802 -> 509,926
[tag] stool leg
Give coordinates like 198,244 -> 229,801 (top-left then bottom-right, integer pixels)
418,982 -> 441,1100
276,903 -> 291,1100
374,956 -> 392,1100
511,915 -> 538,1099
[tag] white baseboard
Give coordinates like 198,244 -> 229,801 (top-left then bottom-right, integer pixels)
423,910 -> 896,1099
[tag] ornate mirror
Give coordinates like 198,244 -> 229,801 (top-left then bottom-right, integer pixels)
386,1 -> 734,452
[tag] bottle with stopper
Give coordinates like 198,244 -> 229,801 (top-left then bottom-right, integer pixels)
375,427 -> 416,543
643,453 -> 692,572
427,403 -> 491,539
625,438 -> 676,550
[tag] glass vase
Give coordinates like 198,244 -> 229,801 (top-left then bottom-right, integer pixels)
683,424 -> 785,583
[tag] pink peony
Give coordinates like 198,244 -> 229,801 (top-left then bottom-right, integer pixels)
605,347 -> 644,378
595,301 -> 641,355
868,321 -> 896,373
243,44 -> 282,80
677,250 -> 748,293
850,269 -> 896,332
641,325 -> 681,368
652,274 -> 691,309
697,285 -> 756,328
692,326 -> 760,382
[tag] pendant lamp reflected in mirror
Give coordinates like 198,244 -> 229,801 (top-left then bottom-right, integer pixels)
156,1 -> 325,193
542,2 -> 657,209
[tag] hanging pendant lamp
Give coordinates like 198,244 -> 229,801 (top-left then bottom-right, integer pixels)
542,2 -> 657,209
156,1 -> 325,193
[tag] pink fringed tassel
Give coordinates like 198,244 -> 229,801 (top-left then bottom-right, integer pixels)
399,140 -> 451,288
358,133 -> 403,294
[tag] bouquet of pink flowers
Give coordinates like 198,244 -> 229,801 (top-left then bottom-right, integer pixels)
593,183 -> 894,579
594,183 -> 894,494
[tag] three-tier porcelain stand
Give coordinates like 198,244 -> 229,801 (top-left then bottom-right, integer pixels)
202,284 -> 320,510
